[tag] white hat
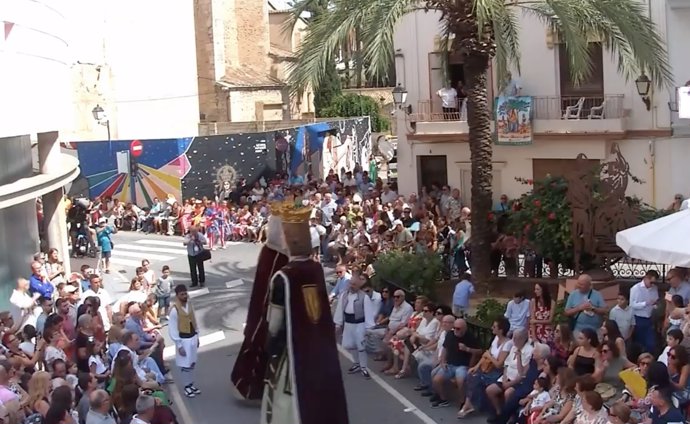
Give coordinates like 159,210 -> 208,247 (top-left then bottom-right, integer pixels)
392,219 -> 403,227
98,217 -> 107,224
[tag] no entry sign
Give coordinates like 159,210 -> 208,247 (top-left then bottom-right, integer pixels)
130,140 -> 143,157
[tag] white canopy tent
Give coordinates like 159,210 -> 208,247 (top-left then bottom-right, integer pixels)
616,209 -> 690,267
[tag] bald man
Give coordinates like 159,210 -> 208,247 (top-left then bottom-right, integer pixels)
564,274 -> 607,333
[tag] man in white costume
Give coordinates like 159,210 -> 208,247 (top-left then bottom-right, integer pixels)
334,269 -> 377,379
168,284 -> 200,398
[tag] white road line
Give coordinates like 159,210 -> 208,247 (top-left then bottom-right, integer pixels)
114,243 -> 188,255
167,383 -> 194,424
109,251 -> 174,261
109,258 -> 147,268
163,330 -> 226,359
188,288 -> 209,298
225,279 -> 244,288
135,239 -> 186,247
337,345 -> 437,424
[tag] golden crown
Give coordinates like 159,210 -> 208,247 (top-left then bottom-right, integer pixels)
269,201 -> 284,217
279,202 -> 313,223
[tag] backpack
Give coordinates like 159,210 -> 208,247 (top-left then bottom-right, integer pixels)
23,412 -> 43,424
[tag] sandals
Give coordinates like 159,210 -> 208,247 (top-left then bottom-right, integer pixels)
394,370 -> 409,379
457,407 -> 475,419
384,368 -> 399,376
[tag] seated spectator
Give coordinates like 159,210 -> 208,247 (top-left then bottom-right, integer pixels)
667,344 -> 690,406
485,329 -> 533,416
606,403 -> 632,424
131,393 -> 156,424
397,301 -> 439,378
27,370 -> 52,417
562,374 -> 597,424
600,320 -> 627,361
86,389 -> 117,424
458,317 -> 512,418
385,296 -> 429,377
568,327 -> 600,376
594,340 -> 634,398
575,391 -> 607,424
549,323 -> 574,364
658,328 -> 683,365
625,361 -> 672,420
649,387 -> 684,423
365,290 -> 413,359
532,367 -> 577,423
428,318 -> 482,408
517,376 -> 551,424
415,315 -> 453,395
76,373 -> 98,424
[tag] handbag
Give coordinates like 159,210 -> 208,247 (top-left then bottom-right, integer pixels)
196,245 -> 212,262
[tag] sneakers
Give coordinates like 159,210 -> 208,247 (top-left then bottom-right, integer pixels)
361,369 -> 371,379
184,385 -> 196,398
184,384 -> 201,398
431,399 -> 450,408
347,364 -> 361,374
413,385 -> 428,391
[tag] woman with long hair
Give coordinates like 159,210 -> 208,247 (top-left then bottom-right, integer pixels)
529,283 -> 554,343
601,320 -> 627,360
27,371 -> 51,417
568,327 -> 600,376
549,323 -> 574,364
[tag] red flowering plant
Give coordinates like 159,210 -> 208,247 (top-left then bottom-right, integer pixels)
510,175 -> 575,269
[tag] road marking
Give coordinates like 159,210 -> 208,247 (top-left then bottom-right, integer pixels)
337,345 -> 437,424
162,330 -> 226,359
135,239 -> 186,247
110,257 -> 147,268
115,243 -> 188,255
225,279 -> 244,288
167,382 -> 194,424
188,288 -> 209,298
109,250 -> 174,261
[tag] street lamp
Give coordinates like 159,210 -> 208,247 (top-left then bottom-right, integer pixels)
635,73 -> 651,111
91,104 -> 111,141
392,84 -> 412,114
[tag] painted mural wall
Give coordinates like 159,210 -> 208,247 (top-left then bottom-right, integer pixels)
69,117 -> 371,205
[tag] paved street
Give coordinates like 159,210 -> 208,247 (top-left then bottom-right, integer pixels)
71,231 -> 488,424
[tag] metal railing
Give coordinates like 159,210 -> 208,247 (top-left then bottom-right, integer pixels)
410,94 -> 624,122
532,95 -> 624,120
410,99 -> 468,122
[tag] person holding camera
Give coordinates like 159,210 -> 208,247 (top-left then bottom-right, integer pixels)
183,226 -> 208,288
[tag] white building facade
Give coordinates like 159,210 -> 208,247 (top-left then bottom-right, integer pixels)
393,1 -> 690,209
0,0 -> 80,307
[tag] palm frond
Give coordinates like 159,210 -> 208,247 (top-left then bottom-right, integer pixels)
281,0 -> 327,35
488,0 -> 521,90
587,0 -> 673,88
360,0 -> 414,81
286,0 -> 370,95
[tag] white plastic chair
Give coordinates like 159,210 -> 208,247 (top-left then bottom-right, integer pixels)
588,100 -> 606,119
563,97 -> 585,120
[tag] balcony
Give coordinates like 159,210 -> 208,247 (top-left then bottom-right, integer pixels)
407,94 -> 625,140
531,95 -> 626,137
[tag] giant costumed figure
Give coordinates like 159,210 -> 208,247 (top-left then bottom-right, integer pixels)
262,202 -> 349,424
231,207 -> 289,401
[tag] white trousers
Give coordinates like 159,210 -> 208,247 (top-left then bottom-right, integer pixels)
342,322 -> 368,369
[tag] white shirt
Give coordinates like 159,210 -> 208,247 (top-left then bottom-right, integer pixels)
437,87 -> 458,108
381,190 -> 398,205
630,281 -> 659,318
310,225 -> 325,249
333,291 -> 376,329
89,354 -> 108,374
436,330 -> 448,359
388,301 -> 414,331
531,391 -> 551,409
82,288 -> 113,331
499,342 -> 534,382
367,291 -> 382,316
9,289 -> 36,327
489,336 -> 514,359
416,318 -> 440,340
658,345 -> 670,365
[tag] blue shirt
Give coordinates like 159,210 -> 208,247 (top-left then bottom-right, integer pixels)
124,317 -> 155,349
565,289 -> 606,332
650,405 -> 684,424
452,280 -> 474,308
29,275 -> 54,299
96,226 -> 113,252
330,274 -> 351,298
504,299 -> 530,331
668,282 -> 690,306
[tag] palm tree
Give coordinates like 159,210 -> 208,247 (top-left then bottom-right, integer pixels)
288,0 -> 672,284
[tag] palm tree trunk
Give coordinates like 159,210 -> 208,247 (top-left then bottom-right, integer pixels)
464,52 -> 493,286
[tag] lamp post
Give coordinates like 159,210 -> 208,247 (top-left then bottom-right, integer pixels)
635,73 -> 651,111
392,84 -> 412,114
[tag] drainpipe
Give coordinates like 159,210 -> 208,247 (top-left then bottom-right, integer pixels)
649,139 -> 656,206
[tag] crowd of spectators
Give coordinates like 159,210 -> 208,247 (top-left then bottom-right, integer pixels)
4,248 -> 179,424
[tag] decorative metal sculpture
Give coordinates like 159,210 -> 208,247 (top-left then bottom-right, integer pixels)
565,143 -> 638,273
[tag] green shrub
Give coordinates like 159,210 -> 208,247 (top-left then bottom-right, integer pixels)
319,94 -> 390,132
473,298 -> 508,326
372,250 -> 443,299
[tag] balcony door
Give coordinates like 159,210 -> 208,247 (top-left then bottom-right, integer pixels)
558,42 -> 605,116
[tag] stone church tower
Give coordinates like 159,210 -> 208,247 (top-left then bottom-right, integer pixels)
194,0 -> 310,127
